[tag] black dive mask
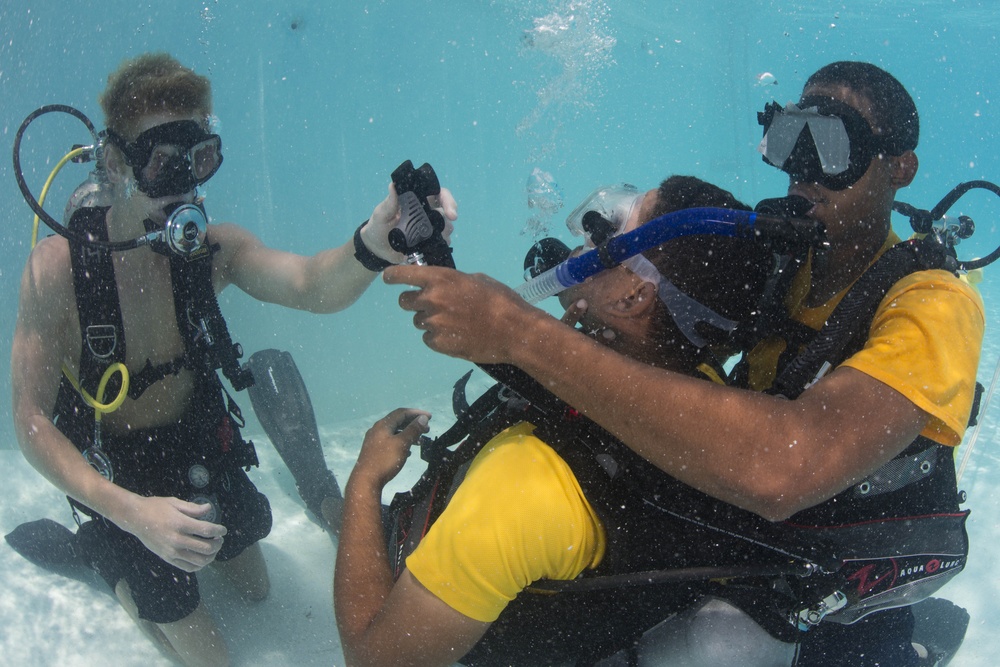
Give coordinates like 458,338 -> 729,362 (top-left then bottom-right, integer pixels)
107,120 -> 223,198
758,95 -> 892,191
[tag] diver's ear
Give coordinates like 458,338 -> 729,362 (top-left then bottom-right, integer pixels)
890,150 -> 918,189
103,144 -> 128,184
613,280 -> 658,319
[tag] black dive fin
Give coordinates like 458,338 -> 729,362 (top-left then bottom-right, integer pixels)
4,519 -> 110,594
244,349 -> 343,535
910,597 -> 969,666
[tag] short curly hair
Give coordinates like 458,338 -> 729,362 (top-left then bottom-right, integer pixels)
99,52 -> 212,139
641,176 -> 773,348
804,61 -> 918,155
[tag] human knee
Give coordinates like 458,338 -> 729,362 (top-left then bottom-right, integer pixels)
637,597 -> 795,667
224,562 -> 270,602
160,606 -> 230,667
687,598 -> 793,666
215,543 -> 271,601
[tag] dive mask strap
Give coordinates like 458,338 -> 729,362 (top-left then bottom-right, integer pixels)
657,280 -> 738,348
624,254 -> 738,349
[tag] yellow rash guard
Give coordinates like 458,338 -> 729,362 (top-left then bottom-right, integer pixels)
405,422 -> 606,622
747,232 -> 984,446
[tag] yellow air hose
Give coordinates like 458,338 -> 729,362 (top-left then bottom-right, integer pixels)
32,145 -> 86,249
61,361 -> 130,423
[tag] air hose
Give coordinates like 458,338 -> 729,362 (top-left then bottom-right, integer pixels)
60,361 -> 131,424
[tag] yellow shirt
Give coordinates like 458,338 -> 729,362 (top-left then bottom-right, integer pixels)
747,233 -> 985,446
406,422 -> 606,622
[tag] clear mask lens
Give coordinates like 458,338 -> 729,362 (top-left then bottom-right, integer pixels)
758,103 -> 852,176
758,98 -> 885,191
139,136 -> 221,192
566,183 -> 643,245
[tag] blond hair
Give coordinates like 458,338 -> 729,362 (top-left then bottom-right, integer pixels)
99,52 -> 212,138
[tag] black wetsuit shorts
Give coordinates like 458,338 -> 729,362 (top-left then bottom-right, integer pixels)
81,465 -> 271,624
58,379 -> 272,623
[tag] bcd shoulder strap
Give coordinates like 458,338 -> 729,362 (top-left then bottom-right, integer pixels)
66,207 -> 126,397
67,207 -> 253,399
773,237 -> 954,399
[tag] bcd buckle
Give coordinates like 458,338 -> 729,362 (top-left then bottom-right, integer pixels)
791,589 -> 848,630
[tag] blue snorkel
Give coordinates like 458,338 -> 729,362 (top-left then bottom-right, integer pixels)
516,202 -> 827,304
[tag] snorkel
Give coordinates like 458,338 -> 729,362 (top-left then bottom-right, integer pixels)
515,203 -> 826,304
516,176 -> 1000,306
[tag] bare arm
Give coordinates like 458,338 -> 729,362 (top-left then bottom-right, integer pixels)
215,185 -> 457,313
335,409 -> 489,667
211,222 -> 377,313
385,266 -> 929,521
11,238 -> 225,570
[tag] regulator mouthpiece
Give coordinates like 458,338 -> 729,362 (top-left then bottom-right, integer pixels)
388,160 -> 455,268
142,201 -> 208,257
164,203 -> 208,256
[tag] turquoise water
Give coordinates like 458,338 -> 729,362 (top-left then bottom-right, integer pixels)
3,1 -> 1000,428
2,1 -> 1000,664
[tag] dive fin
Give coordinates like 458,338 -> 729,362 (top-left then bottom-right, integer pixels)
910,597 -> 969,666
4,519 -> 109,594
244,349 -> 343,535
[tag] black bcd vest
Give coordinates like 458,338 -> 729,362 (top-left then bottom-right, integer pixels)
53,207 -> 258,514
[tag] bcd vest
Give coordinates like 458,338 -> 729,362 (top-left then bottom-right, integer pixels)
52,206 -> 258,518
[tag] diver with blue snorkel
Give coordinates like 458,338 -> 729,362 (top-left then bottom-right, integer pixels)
338,61 -> 995,666
6,52 -> 457,667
